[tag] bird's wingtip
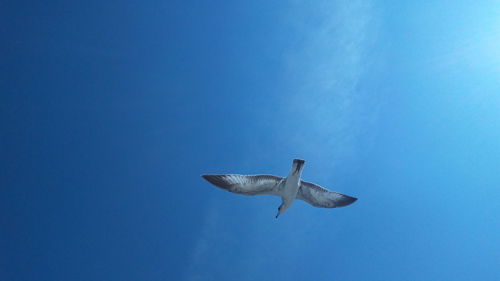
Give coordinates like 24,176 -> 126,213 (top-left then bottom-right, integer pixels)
346,196 -> 358,206
336,195 -> 358,207
201,174 -> 215,182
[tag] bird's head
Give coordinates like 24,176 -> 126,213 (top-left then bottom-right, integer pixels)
275,204 -> 285,219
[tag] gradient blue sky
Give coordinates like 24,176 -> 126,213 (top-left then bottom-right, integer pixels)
2,1 -> 500,280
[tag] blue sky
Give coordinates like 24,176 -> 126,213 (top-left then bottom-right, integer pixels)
2,0 -> 500,280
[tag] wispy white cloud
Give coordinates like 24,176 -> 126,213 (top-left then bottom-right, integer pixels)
184,201 -> 219,281
185,1 -> 377,280
276,0 -> 379,181
184,198 -> 328,281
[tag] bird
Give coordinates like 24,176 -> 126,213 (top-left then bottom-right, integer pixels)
201,159 -> 357,218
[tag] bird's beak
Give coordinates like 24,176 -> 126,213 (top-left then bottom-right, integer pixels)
275,212 -> 280,219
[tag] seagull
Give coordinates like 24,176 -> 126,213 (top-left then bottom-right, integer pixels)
202,159 -> 357,218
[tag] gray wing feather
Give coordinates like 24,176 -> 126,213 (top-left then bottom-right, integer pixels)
202,174 -> 283,196
297,181 -> 357,208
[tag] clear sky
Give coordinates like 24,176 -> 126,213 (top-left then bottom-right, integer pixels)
2,0 -> 500,280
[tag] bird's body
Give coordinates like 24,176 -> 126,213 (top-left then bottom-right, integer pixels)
202,159 -> 357,218
278,159 -> 305,217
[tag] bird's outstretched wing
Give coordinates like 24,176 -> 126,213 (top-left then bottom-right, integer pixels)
202,174 -> 283,196
297,181 -> 357,208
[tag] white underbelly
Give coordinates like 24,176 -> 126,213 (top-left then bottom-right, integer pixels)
283,178 -> 300,203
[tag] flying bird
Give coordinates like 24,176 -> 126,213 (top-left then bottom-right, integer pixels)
202,159 -> 357,218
